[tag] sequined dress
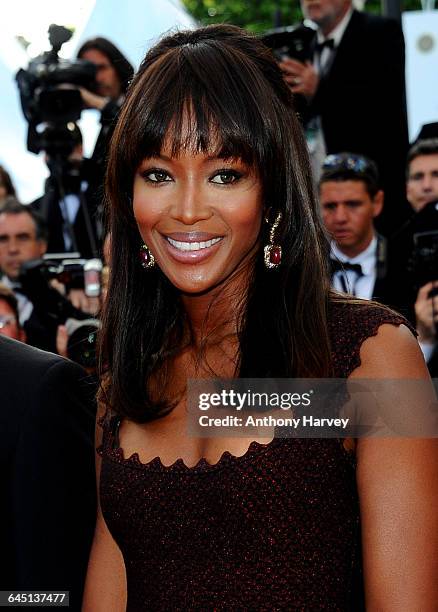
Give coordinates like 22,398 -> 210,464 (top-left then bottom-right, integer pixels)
98,302 -> 409,611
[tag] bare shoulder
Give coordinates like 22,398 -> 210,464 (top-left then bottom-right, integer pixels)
351,325 -> 438,607
350,322 -> 429,379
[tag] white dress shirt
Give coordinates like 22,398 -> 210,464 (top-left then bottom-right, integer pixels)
314,6 -> 354,72
306,7 -> 354,181
331,238 -> 435,363
331,236 -> 377,300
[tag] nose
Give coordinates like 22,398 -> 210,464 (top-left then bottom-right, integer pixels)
7,238 -> 19,254
170,181 -> 212,226
421,174 -> 433,192
333,204 -> 348,224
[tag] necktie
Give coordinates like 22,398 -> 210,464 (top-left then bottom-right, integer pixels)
315,39 -> 335,54
330,259 -> 363,276
330,259 -> 363,295
315,39 -> 335,75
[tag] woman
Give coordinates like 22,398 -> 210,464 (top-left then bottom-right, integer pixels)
0,165 -> 16,206
83,25 -> 438,610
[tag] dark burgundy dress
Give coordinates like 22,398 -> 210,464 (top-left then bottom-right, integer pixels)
98,302 -> 410,611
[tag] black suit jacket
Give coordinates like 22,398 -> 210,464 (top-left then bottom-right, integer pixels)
31,179 -> 99,259
330,235 -> 409,315
306,10 -> 410,234
0,337 -> 96,610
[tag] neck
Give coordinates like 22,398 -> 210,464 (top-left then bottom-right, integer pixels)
321,2 -> 351,37
181,266 -> 250,346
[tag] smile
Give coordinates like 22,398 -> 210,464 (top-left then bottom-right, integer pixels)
166,237 -> 223,252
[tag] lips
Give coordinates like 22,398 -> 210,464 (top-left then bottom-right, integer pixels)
332,230 -> 353,241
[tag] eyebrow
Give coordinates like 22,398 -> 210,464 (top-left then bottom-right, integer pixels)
0,232 -> 33,239
143,153 -> 241,164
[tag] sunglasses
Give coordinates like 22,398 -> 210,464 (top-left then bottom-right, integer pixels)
0,314 -> 16,329
322,154 -> 373,174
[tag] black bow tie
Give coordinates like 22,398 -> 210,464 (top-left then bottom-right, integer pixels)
316,39 -> 335,54
330,259 -> 363,276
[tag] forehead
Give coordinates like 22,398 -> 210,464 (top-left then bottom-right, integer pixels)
302,0 -> 346,11
154,105 -> 256,168
0,299 -> 14,316
0,212 -> 37,235
320,180 -> 370,201
81,48 -> 111,66
409,154 -> 438,174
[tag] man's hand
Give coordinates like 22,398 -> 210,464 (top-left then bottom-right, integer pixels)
68,289 -> 100,316
415,281 -> 438,344
78,87 -> 109,111
279,58 -> 319,98
56,324 -> 68,358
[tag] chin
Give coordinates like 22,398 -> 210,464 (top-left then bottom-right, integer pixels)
168,275 -> 221,296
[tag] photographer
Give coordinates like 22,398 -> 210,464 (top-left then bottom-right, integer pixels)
77,37 -> 133,205
389,139 -> 438,372
30,125 -> 99,259
0,201 -> 93,353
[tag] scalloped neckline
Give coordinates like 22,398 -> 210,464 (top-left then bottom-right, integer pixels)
108,435 -> 281,472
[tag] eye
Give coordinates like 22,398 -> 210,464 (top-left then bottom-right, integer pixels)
210,169 -> 243,185
141,169 -> 172,183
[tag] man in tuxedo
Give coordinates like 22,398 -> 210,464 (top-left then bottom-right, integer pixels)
31,126 -> 100,259
319,152 -> 399,307
280,0 -> 410,234
0,335 -> 96,610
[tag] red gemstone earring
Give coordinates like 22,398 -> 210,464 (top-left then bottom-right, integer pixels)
264,212 -> 282,269
139,244 -> 155,269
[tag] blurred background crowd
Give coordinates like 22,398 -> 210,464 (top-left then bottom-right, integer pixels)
1,0 -> 438,377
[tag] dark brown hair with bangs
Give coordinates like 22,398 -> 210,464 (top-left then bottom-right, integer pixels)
100,24 -> 332,422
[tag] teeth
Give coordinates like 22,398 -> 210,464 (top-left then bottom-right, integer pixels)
167,237 -> 222,252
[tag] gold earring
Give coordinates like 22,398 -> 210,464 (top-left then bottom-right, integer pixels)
139,244 -> 155,269
264,212 -> 282,269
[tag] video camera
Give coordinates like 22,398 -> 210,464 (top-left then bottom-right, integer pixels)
15,24 -> 96,156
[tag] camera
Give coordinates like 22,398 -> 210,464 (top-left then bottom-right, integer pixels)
15,24 -> 97,155
64,317 -> 100,370
20,254 -> 103,298
18,255 -> 102,369
411,230 -> 438,291
261,24 -> 315,63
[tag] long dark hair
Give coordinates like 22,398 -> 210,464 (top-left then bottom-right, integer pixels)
0,165 -> 16,199
100,25 -> 332,422
77,37 -> 134,94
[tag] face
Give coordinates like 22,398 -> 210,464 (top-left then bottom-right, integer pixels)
406,154 -> 438,212
0,299 -> 24,341
320,180 -> 383,258
0,212 -> 47,280
133,149 -> 263,295
301,0 -> 351,33
80,48 -> 122,100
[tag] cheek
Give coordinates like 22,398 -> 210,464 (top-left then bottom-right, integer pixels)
321,211 -> 334,228
132,182 -> 161,231
228,191 -> 263,236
